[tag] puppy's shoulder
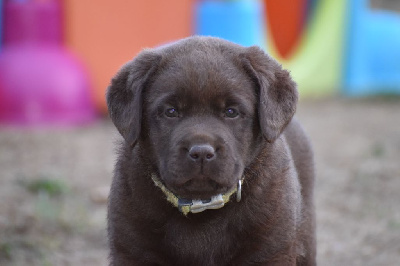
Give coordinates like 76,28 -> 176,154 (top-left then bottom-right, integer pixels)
283,118 -> 312,155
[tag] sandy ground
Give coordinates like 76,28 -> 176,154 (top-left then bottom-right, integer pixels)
0,97 -> 399,265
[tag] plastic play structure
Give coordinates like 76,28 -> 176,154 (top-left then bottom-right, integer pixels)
264,0 -> 307,59
0,0 -> 3,49
343,0 -> 400,96
1,0 -> 399,125
64,0 -> 193,112
196,0 -> 400,97
195,0 -> 266,48
0,0 -> 193,121
0,0 -> 96,126
265,0 -> 347,97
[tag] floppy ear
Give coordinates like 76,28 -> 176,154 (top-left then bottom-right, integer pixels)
106,50 -> 161,147
241,46 -> 298,142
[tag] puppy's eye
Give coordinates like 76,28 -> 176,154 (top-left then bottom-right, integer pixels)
165,107 -> 179,118
224,108 -> 239,118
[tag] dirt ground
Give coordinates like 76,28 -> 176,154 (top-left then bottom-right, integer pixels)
0,97 -> 399,265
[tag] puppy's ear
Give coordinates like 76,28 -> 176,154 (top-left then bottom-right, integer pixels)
241,46 -> 298,142
106,50 -> 161,146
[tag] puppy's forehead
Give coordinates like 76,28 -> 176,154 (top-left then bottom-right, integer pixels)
148,46 -> 256,105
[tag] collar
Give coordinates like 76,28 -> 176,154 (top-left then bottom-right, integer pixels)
151,173 -> 243,216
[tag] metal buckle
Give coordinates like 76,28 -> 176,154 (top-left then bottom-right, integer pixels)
236,179 -> 242,202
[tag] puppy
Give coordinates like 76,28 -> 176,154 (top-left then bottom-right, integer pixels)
106,36 -> 316,266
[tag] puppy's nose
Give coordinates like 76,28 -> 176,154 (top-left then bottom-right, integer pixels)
188,144 -> 215,162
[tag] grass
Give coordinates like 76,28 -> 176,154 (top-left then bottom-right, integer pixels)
371,142 -> 386,158
0,242 -> 12,260
25,178 -> 68,197
1,176 -> 98,264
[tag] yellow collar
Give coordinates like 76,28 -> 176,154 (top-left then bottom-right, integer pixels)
151,173 -> 243,216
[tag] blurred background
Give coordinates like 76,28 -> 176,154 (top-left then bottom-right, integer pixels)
0,0 -> 399,265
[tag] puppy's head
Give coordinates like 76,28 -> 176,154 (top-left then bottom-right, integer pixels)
107,37 -> 297,200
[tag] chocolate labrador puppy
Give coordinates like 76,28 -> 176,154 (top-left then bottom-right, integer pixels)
106,36 -> 316,266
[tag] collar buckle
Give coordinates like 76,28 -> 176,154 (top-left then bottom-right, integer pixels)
236,179 -> 243,202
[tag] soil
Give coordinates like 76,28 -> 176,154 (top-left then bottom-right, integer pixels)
1,97 -> 399,265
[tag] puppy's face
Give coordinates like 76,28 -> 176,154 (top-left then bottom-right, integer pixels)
107,37 -> 298,201
144,52 -> 258,199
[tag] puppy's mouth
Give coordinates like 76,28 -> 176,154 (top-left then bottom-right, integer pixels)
171,178 -> 231,200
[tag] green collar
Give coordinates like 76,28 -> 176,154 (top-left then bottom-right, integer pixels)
151,173 -> 243,216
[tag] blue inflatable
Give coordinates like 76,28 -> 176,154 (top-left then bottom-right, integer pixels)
194,0 -> 266,48
343,0 -> 400,96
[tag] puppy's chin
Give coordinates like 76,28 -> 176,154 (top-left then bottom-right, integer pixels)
172,188 -> 232,201
164,176 -> 236,201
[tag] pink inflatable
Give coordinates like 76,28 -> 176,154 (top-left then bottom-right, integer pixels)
0,0 -> 96,126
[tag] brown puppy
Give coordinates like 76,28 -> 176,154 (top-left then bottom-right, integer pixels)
106,36 -> 316,266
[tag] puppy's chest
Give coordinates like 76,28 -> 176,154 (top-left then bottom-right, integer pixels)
161,218 -> 237,265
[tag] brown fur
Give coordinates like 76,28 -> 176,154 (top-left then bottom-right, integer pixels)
106,36 -> 316,265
